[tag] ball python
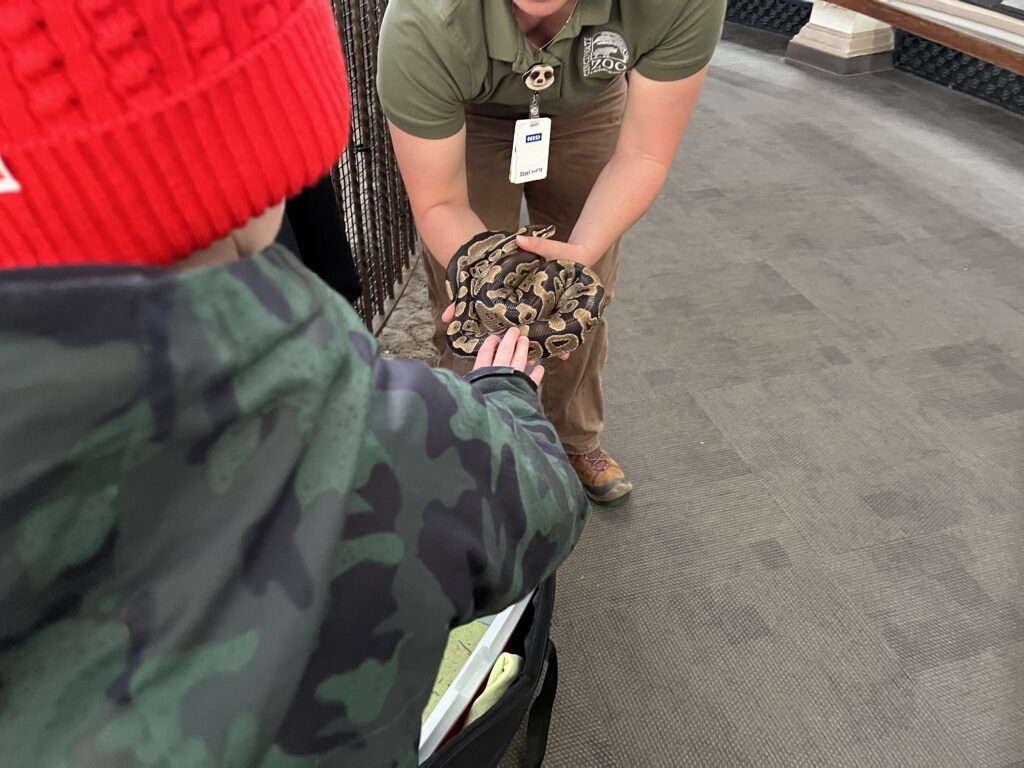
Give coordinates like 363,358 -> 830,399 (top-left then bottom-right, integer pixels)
445,226 -> 606,361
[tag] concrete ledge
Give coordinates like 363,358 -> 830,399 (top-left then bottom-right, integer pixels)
786,41 -> 895,74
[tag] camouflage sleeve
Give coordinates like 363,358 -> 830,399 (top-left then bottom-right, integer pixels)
350,331 -> 590,625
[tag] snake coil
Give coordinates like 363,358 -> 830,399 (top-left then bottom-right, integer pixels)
445,226 -> 607,361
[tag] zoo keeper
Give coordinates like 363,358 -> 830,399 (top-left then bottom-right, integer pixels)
377,0 -> 726,504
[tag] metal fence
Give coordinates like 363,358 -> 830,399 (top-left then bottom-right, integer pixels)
331,0 -> 419,333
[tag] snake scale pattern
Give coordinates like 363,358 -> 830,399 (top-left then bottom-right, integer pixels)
445,226 -> 607,361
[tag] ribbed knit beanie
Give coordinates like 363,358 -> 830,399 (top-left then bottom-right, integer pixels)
0,0 -> 352,268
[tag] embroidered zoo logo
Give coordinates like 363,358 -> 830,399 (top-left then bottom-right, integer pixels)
582,30 -> 629,77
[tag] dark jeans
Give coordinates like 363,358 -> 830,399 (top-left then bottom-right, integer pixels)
278,174 -> 362,303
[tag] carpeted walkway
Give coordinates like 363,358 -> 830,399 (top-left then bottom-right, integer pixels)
524,25 -> 1024,768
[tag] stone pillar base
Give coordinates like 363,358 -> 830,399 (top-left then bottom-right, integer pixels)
787,39 -> 894,75
785,4 -> 895,76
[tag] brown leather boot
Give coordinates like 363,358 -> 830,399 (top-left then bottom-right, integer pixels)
568,446 -> 633,504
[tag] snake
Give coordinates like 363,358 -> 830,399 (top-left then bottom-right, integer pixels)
445,226 -> 607,361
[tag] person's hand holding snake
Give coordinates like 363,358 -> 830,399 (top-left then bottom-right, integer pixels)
442,227 -> 605,362
439,234 -> 596,326
514,233 -> 598,267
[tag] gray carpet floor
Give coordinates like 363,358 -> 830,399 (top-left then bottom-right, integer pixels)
526,25 -> 1024,768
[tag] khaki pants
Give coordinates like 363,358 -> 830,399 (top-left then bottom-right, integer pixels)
424,77 -> 628,455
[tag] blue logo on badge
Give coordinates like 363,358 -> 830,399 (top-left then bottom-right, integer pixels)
525,133 -> 543,144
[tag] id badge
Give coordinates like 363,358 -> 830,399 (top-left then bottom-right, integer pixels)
509,117 -> 551,184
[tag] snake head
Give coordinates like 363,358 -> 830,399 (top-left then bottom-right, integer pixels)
520,224 -> 556,242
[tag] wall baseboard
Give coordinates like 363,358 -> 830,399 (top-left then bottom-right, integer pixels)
893,31 -> 1024,115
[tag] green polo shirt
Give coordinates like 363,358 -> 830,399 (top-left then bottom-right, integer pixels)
377,0 -> 726,139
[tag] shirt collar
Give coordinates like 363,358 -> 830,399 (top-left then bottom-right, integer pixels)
484,0 -> 523,64
578,0 -> 613,27
485,0 -> 615,70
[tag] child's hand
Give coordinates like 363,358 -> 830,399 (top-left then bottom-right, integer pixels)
473,328 -> 544,386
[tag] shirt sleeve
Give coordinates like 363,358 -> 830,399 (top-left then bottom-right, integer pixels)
349,325 -> 590,625
633,0 -> 727,82
376,6 -> 472,140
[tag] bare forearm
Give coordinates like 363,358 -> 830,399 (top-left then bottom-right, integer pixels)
416,203 -> 487,268
568,152 -> 669,266
565,68 -> 708,267
386,123 -> 486,268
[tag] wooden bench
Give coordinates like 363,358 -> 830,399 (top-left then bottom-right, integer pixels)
827,0 -> 1024,73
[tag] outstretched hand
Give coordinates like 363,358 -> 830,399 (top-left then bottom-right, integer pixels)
474,327 -> 545,386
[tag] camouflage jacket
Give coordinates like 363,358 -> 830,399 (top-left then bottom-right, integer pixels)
0,247 -> 590,767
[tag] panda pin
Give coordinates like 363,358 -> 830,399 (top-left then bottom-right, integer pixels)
523,63 -> 554,117
510,64 -> 554,184
524,63 -> 555,91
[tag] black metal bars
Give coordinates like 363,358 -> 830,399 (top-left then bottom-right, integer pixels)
331,0 -> 419,332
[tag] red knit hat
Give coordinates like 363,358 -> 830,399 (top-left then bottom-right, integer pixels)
0,0 -> 351,268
